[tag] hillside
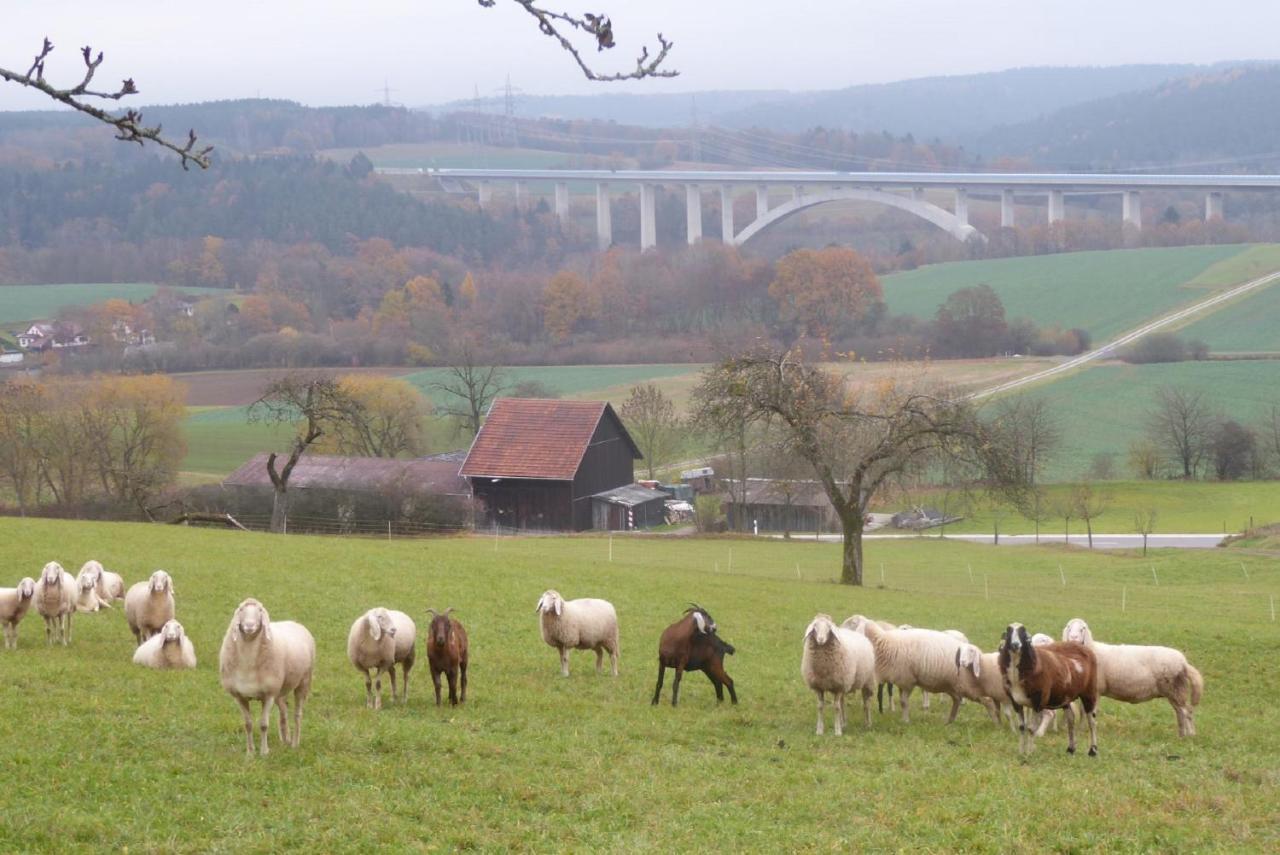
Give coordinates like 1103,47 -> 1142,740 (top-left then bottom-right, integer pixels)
0,283 -> 220,325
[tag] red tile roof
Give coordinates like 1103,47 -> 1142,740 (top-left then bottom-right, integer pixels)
460,398 -> 637,480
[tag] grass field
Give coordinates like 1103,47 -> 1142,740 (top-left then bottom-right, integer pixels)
881,244 -> 1250,340
0,283 -> 221,326
2,518 -> 1277,850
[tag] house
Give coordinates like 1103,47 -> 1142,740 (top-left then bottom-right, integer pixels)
724,478 -> 839,534
591,483 -> 670,530
15,322 -> 89,351
460,398 -> 644,531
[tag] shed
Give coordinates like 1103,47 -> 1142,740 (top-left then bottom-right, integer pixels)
460,398 -> 643,531
724,478 -> 838,535
223,453 -> 470,497
680,466 -> 715,493
591,484 -> 670,530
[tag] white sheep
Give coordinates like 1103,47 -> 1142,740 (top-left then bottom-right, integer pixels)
35,561 -> 76,646
802,614 -> 877,735
86,560 -> 125,607
219,598 -> 316,756
386,610 -> 417,703
124,570 -> 176,645
1063,617 -> 1203,737
846,616 -> 966,723
1,577 -> 37,650
132,619 -> 197,669
954,643 -> 1019,730
347,607 -> 398,709
75,563 -> 108,613
841,615 -> 905,712
535,590 -> 619,677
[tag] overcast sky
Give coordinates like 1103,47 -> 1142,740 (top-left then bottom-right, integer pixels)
3,0 -> 1279,111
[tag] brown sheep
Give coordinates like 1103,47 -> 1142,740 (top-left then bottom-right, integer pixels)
651,604 -> 737,707
425,607 -> 469,706
999,622 -> 1099,756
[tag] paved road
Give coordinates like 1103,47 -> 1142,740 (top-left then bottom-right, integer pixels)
970,269 -> 1280,399
772,533 -> 1225,549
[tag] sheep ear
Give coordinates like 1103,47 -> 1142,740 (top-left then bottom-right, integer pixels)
969,647 -> 981,677
693,612 -> 706,633
554,599 -> 562,616
954,647 -> 962,669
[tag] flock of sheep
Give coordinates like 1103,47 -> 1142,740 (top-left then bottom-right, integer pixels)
1,561 -> 1204,758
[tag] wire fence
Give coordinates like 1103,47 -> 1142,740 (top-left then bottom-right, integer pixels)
191,512 -> 471,539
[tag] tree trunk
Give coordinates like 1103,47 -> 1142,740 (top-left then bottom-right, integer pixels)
270,486 -> 288,534
1086,518 -> 1093,549
839,510 -> 863,586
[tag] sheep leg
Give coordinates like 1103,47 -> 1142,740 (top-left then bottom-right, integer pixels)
705,658 -> 736,704
459,660 -> 466,703
558,646 -> 570,678
609,640 -> 619,677
982,698 -> 1001,725
862,686 -> 873,728
1034,709 -> 1055,737
374,668 -> 384,710
834,692 -> 845,737
671,664 -> 686,707
363,669 -> 375,709
291,689 -> 306,748
447,667 -> 459,706
921,691 -> 931,712
63,612 -> 72,645
1169,697 -> 1191,737
258,696 -> 275,756
277,696 -> 291,744
651,663 -> 666,705
1081,696 -> 1098,757
898,686 -> 912,723
815,690 -> 825,735
44,616 -> 53,646
595,646 -> 604,674
431,667 -> 443,706
1065,703 -> 1077,754
388,666 -> 398,703
235,697 -> 256,757
945,693 -> 962,724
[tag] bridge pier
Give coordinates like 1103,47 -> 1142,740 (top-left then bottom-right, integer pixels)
1048,190 -> 1065,224
515,180 -> 527,209
554,182 -> 569,220
954,188 -> 969,227
756,185 -> 769,219
477,180 -> 492,209
1206,191 -> 1224,221
1123,190 -> 1142,229
911,187 -> 925,202
720,186 -> 734,242
1001,189 -> 1015,227
640,183 -> 657,251
686,184 -> 703,245
596,183 -> 612,251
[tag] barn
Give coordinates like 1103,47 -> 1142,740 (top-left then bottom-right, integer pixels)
461,398 -> 644,531
724,478 -> 838,535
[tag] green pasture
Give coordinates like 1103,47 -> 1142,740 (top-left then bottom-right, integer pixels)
1,518 -> 1277,850
0,283 -> 221,326
881,244 -> 1250,340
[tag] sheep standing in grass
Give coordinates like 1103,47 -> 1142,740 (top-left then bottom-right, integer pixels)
35,561 -> 76,646
841,615 -> 903,712
387,610 -> 417,704
846,617 -> 966,723
75,563 -> 107,613
219,598 -> 315,756
347,607 -> 398,709
124,571 -> 176,645
535,590 -> 618,677
1,577 -> 37,650
133,619 -> 197,669
802,614 -> 876,735
1063,618 -> 1203,737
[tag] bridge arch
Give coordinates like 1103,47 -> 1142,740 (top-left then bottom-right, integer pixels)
732,187 -> 984,246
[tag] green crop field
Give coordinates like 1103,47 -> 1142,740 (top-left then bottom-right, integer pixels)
881,244 -> 1251,340
0,283 -> 221,326
2,518 -> 1277,850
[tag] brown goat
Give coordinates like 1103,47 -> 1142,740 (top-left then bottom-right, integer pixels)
425,607 -> 469,706
651,604 -> 737,707
999,622 -> 1099,756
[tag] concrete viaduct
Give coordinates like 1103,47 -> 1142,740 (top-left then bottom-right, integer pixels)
378,168 -> 1280,251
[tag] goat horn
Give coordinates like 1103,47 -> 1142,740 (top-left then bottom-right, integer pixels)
444,607 -> 454,616
426,608 -> 438,617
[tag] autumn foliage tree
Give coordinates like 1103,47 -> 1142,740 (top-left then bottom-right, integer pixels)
317,374 -> 428,458
768,247 -> 882,342
542,270 -> 601,342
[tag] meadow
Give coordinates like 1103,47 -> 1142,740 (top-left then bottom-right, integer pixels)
1,517 -> 1277,851
0,283 -> 220,326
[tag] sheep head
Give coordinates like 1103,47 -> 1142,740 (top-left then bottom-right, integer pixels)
232,598 -> 270,642
366,608 -> 395,641
79,561 -> 103,582
1062,618 -> 1090,645
955,643 -> 981,677
41,562 -> 64,587
79,573 -> 97,593
427,607 -> 455,647
804,614 -> 836,646
535,591 -> 563,617
149,570 -> 174,596
1000,623 -> 1035,673
17,577 -> 35,600
161,620 -> 185,644
840,615 -> 869,636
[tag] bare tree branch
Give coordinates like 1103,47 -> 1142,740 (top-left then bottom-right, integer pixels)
0,38 -> 213,169
479,0 -> 677,81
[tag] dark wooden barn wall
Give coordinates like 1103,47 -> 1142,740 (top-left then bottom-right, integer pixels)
570,414 -> 636,530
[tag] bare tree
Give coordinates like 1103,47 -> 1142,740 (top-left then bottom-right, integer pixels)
1023,485 -> 1052,543
248,374 -> 354,533
1134,508 -> 1158,557
757,431 -> 814,540
1071,481 -> 1111,549
1147,386 -> 1213,479
1266,403 -> 1280,474
431,342 -> 509,437
693,348 -> 1023,585
620,383 -> 681,480
0,39 -> 212,168
995,396 -> 1060,487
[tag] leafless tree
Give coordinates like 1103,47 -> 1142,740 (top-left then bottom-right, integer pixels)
620,383 -> 681,480
756,430 -> 814,540
1071,481 -> 1111,549
248,374 -> 355,533
431,341 -> 509,437
0,39 -> 212,168
1134,508 -> 1158,557
1147,386 -> 1213,479
693,348 -> 1023,585
994,396 -> 1060,487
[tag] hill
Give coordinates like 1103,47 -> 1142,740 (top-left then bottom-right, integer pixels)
880,245 -> 1250,341
1,516 -> 1275,849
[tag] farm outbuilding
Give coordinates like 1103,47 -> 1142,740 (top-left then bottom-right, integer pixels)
461,397 -> 643,531
724,478 -> 839,535
590,483 -> 670,530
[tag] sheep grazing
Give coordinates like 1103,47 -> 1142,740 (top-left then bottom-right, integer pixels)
651,604 -> 737,707
347,607 -> 398,709
133,619 -> 197,670
75,563 -> 108,613
218,598 -> 316,757
386,610 -> 417,704
1063,617 -> 1203,737
124,570 -> 176,645
425,607 -> 468,706
801,614 -> 875,735
999,622 -> 1099,756
35,561 -> 76,646
1,577 -> 37,650
845,616 -> 965,723
535,590 -> 619,677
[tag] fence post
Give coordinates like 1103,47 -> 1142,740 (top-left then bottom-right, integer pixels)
388,520 -> 392,541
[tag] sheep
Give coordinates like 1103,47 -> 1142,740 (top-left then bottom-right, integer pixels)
88,561 -> 126,607
651,604 -> 737,706
999,622 -> 1099,756
132,619 -> 197,669
218,598 -> 315,757
844,616 -> 966,723
535,590 -> 619,677
802,614 -> 875,735
425,607 -> 468,706
347,607 -> 398,709
35,561 -> 76,646
1062,617 -> 1203,737
840,615 -> 904,712
1,577 -> 37,650
387,609 -> 417,704
124,570 -> 176,645
75,562 -> 108,613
